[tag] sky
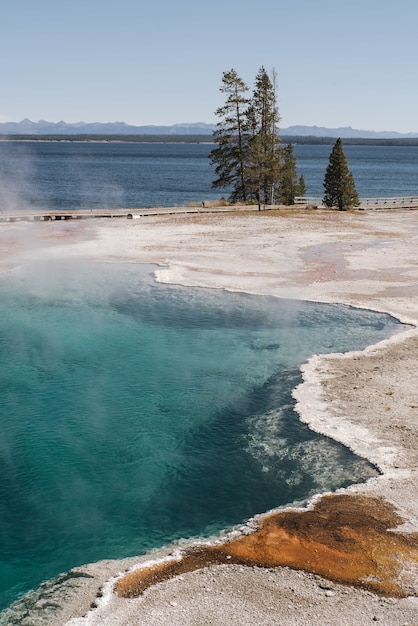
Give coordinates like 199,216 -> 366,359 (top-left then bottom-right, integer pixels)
1,0 -> 417,133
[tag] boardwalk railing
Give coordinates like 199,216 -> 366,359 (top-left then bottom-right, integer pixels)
0,205 -> 263,223
295,196 -> 418,209
357,196 -> 418,208
1,197 -> 418,222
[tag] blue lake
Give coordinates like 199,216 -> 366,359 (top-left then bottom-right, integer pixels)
0,141 -> 417,212
0,261 -> 404,612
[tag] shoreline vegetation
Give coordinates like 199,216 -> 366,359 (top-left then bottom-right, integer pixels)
2,133 -> 418,146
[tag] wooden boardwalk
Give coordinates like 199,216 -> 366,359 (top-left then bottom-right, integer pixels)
0,205 -> 247,223
1,197 -> 418,222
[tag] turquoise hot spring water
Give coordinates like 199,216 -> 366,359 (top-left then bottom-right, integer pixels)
0,260 -> 405,612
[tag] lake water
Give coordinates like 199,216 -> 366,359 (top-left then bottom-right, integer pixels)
0,260 -> 404,615
0,141 -> 417,212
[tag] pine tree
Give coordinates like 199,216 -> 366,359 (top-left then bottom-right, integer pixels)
278,144 -> 298,205
323,138 -> 359,210
246,67 -> 281,207
210,67 -> 296,209
209,69 -> 250,203
295,174 -> 307,199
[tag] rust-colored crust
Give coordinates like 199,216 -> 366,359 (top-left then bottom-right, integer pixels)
115,495 -> 418,599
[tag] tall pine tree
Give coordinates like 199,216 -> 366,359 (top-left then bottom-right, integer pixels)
210,67 -> 284,207
246,67 -> 281,207
323,138 -> 359,210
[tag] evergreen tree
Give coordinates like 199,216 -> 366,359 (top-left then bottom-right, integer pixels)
296,174 -> 307,198
246,67 -> 281,207
209,69 -> 250,203
278,143 -> 298,205
210,67 -> 298,209
323,138 -> 359,210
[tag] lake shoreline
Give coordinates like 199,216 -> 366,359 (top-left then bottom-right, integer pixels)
1,208 -> 417,625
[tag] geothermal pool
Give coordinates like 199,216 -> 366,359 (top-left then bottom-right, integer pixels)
0,261 -> 403,611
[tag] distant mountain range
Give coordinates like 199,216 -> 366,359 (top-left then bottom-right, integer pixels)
283,125 -> 418,139
0,119 -> 417,139
0,119 -> 216,136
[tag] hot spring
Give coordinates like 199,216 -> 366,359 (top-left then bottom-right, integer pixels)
0,260 -> 404,611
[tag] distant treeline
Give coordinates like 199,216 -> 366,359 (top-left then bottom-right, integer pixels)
282,136 -> 418,146
0,134 -> 214,144
1,134 -> 418,146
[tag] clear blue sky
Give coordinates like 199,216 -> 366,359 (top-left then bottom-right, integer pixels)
1,0 -> 417,132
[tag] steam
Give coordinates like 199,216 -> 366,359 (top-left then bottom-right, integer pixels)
0,141 -> 40,213
0,139 -> 125,215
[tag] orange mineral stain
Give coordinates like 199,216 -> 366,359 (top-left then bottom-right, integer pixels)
115,494 -> 418,599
